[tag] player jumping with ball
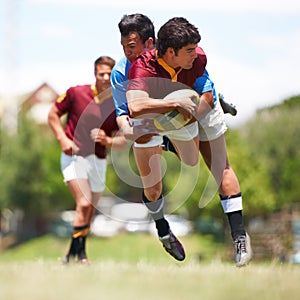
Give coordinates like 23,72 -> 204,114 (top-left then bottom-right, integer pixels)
112,14 -> 252,266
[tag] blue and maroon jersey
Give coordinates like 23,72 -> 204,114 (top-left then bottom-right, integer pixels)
127,47 -> 207,100
55,84 -> 118,158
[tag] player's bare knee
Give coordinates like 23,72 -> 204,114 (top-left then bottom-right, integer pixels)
77,197 -> 92,211
182,155 -> 199,166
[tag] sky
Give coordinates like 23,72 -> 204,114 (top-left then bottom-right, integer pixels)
0,0 -> 300,127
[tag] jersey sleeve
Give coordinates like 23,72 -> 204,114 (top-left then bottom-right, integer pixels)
55,87 -> 73,113
127,59 -> 151,94
193,69 -> 218,105
195,47 -> 207,75
111,68 -> 129,117
111,57 -> 131,117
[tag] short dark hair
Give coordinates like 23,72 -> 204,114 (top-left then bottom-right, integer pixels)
94,56 -> 115,70
118,13 -> 155,44
157,17 -> 201,57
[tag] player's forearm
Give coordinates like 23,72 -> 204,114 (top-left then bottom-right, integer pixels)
195,91 -> 214,120
126,90 -> 177,118
48,108 -> 67,142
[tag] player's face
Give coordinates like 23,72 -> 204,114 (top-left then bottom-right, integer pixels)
94,64 -> 112,92
173,44 -> 198,70
121,32 -> 145,63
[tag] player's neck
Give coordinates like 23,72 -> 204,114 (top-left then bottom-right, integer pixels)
160,55 -> 179,71
95,83 -> 105,94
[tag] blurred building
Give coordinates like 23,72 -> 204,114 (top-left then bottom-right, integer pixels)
20,82 -> 59,125
1,82 -> 59,131
0,83 -> 59,249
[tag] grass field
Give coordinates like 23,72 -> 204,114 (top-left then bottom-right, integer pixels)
0,234 -> 299,300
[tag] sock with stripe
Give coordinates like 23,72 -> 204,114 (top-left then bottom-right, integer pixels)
220,193 -> 246,240
142,192 -> 170,237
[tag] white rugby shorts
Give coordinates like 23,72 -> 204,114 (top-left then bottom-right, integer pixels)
198,101 -> 227,142
132,100 -> 227,147
133,121 -> 198,148
60,153 -> 107,192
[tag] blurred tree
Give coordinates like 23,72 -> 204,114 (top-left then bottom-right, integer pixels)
0,113 -> 73,239
105,144 -> 143,202
163,128 -> 276,222
1,93 -> 299,242
242,95 -> 300,210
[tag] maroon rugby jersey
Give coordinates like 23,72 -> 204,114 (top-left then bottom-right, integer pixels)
55,84 -> 118,158
127,47 -> 207,99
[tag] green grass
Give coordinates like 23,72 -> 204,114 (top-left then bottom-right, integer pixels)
0,260 -> 300,300
1,234 -> 300,300
0,233 -> 225,263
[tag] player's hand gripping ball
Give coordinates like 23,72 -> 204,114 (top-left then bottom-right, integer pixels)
153,89 -> 200,131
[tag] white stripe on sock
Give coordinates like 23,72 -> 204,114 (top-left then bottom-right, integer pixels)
221,196 -> 243,213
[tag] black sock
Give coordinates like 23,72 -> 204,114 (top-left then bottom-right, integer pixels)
220,193 -> 246,240
67,237 -> 78,257
77,236 -> 87,260
226,210 -> 246,240
142,192 -> 170,237
68,224 -> 89,258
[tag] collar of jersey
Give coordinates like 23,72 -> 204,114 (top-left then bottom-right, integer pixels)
157,55 -> 182,82
91,84 -> 99,97
91,83 -> 112,104
91,84 -> 101,104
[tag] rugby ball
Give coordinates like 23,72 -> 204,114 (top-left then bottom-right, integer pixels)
153,89 -> 200,131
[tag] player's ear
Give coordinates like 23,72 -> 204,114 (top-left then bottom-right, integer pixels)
167,47 -> 175,56
144,37 -> 154,50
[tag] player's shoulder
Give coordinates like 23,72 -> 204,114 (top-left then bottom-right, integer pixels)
133,48 -> 156,66
111,56 -> 130,81
76,84 -> 91,90
196,46 -> 206,56
64,84 -> 91,99
129,49 -> 156,77
193,46 -> 207,73
113,56 -> 130,72
196,46 -> 207,63
68,84 -> 90,92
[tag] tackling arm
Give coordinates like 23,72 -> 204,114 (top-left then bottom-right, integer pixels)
126,89 -> 197,120
194,91 -> 214,121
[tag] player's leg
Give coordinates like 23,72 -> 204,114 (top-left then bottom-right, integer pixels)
199,103 -> 252,267
60,153 -> 93,264
133,145 -> 163,200
169,136 -> 199,166
66,178 -> 92,264
133,145 -> 171,237
199,134 -> 239,193
87,192 -> 101,225
133,142 -> 185,261
200,136 -> 244,236
164,122 -> 199,166
161,135 -> 178,155
86,155 -> 107,226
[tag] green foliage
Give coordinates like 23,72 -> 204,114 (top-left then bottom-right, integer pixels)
242,95 -> 300,211
42,136 -> 74,211
0,114 -> 73,221
225,129 -> 276,217
161,128 -> 277,221
1,93 -> 300,238
105,144 -> 143,202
